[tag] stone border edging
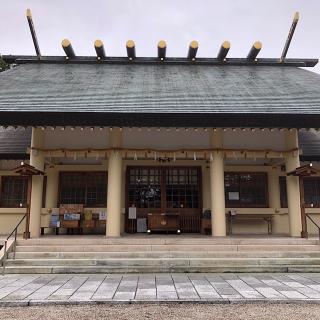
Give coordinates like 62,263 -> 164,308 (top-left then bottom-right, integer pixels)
1,299 -> 320,308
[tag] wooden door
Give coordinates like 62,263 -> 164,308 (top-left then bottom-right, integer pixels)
125,166 -> 202,233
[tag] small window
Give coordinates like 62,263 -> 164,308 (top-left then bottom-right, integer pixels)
59,172 -> 107,207
225,172 -> 268,207
42,176 -> 47,208
0,176 -> 28,208
279,176 -> 288,208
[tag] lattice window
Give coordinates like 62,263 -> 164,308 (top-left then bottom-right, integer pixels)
280,176 -> 320,208
225,172 -> 268,207
59,172 -> 107,207
0,176 -> 28,208
303,177 -> 320,207
166,168 -> 200,209
128,168 -> 161,208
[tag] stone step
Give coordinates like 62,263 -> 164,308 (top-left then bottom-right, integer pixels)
15,244 -> 236,252
16,237 -> 319,246
4,264 -> 320,274
15,244 -> 320,252
6,257 -> 320,267
237,245 -> 320,252
9,237 -> 320,274
8,250 -> 320,259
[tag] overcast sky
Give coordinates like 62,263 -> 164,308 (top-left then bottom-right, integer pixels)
1,0 -> 319,73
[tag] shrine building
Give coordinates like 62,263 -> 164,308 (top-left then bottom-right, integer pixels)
0,12 -> 320,240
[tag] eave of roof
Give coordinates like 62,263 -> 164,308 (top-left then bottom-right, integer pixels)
1,112 -> 320,128
0,153 -> 29,160
0,127 -> 31,158
299,131 -> 320,161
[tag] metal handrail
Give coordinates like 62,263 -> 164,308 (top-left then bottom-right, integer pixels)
1,213 -> 27,275
306,213 -> 320,242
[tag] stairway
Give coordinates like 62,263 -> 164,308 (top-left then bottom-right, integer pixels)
4,236 -> 320,273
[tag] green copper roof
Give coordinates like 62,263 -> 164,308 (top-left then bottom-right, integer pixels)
0,63 -> 320,127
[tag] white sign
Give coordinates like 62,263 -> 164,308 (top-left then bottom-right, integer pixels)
99,211 -> 106,220
228,192 -> 240,200
229,209 -> 237,216
137,218 -> 147,233
128,207 -> 137,219
64,213 -> 81,221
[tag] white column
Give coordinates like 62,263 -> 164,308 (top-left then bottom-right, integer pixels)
106,128 -> 123,237
45,167 -> 59,209
285,129 -> 302,237
29,128 -> 45,238
210,129 -> 226,236
268,166 -> 281,234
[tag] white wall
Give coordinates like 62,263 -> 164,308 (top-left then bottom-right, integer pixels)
44,127 -> 109,149
223,129 -> 286,150
123,128 -> 210,149
43,127 -> 287,154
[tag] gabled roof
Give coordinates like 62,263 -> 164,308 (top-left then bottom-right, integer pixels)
0,62 -> 320,127
287,164 -> 320,176
13,162 -> 44,176
0,127 -> 31,159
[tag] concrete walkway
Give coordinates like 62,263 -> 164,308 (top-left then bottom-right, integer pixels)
1,273 -> 320,306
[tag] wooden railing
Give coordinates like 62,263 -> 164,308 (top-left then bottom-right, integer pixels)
306,213 -> 320,242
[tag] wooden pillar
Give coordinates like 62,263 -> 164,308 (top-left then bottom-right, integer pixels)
299,176 -> 308,238
210,129 -> 226,236
29,128 -> 45,238
45,167 -> 59,209
106,129 -> 123,237
285,129 -> 302,237
268,167 -> 281,234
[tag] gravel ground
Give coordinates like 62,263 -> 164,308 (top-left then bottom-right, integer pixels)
0,304 -> 320,320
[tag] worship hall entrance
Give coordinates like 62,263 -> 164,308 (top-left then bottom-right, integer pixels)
125,166 -> 202,233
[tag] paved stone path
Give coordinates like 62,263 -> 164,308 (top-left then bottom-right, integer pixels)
1,273 -> 320,305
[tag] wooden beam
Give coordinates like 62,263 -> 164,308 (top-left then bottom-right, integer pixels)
3,55 -> 317,67
126,40 -> 136,59
62,39 -> 76,58
158,40 -> 166,60
26,9 -> 41,57
94,39 -> 106,59
217,41 -> 230,60
281,12 -> 300,62
187,41 -> 198,60
247,41 -> 262,60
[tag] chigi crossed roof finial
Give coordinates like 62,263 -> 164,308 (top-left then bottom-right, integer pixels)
2,9 -> 313,68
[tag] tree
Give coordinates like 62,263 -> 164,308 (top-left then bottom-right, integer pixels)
0,58 -> 9,72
